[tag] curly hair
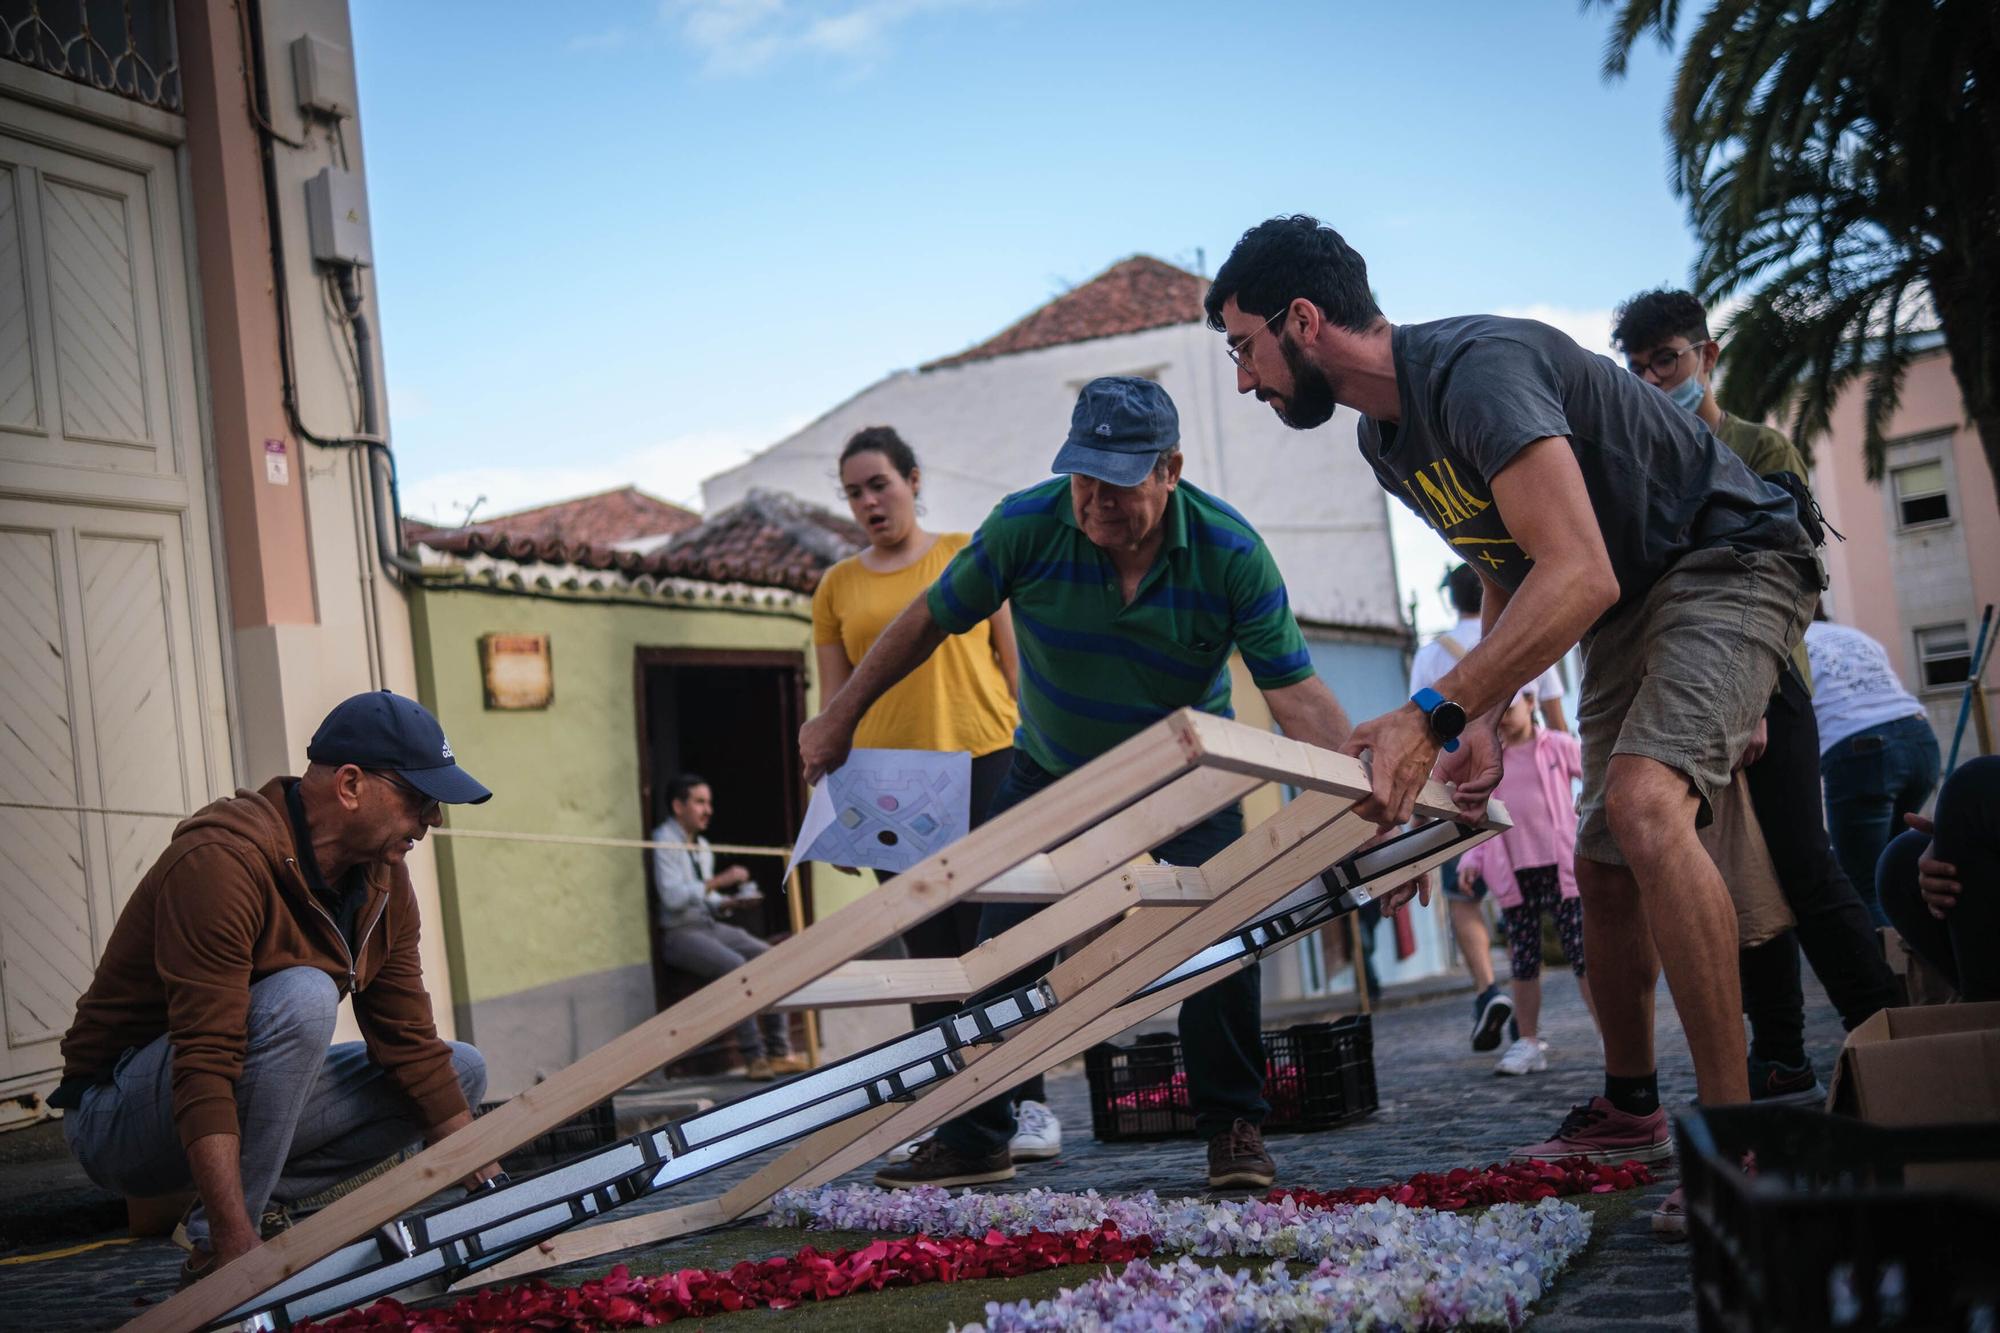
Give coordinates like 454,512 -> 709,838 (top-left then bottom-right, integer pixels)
1204,215 -> 1383,334
1610,288 -> 1711,354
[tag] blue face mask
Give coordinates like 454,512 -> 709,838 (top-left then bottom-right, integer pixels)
1667,373 -> 1705,413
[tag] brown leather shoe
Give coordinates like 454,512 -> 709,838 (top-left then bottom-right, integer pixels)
177,1246 -> 218,1290
766,1052 -> 812,1076
872,1137 -> 1015,1190
1207,1118 -> 1277,1190
743,1056 -> 776,1081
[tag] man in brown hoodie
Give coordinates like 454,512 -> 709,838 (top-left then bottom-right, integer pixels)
52,690 -> 499,1285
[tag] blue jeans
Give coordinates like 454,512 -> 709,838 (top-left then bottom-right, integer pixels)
1823,715 -> 1941,924
1878,756 -> 2000,1002
61,968 -> 486,1248
936,753 -> 1265,1155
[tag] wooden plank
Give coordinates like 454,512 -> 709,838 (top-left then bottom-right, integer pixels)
479,789 -> 1381,1282
125,717 -> 1211,1333
776,958 -> 970,1010
781,770 -> 1256,1009
961,854 -> 1062,902
1178,711 -> 1461,821
777,865 -> 1212,1009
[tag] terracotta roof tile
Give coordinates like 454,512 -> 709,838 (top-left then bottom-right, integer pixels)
922,255 -> 1207,371
405,489 -> 864,594
444,486 -> 701,549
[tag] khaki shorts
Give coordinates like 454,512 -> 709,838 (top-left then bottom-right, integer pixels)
1575,546 -> 1817,866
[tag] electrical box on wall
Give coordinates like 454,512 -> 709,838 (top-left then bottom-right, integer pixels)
305,167 -> 372,267
291,35 -> 356,118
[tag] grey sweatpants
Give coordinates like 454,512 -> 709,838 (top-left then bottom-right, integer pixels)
655,920 -> 791,1058
61,967 -> 486,1248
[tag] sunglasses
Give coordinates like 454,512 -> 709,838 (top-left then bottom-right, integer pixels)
369,770 -> 440,821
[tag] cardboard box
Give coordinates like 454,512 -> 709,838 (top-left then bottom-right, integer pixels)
1827,1002 -> 2000,1198
1879,926 -> 1957,1007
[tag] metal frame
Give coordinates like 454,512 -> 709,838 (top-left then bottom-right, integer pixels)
126,711 -> 1503,1332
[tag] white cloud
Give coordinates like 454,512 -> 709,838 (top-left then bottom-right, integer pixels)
664,0 -> 1004,75
398,420 -> 809,528
1494,304 -> 1617,357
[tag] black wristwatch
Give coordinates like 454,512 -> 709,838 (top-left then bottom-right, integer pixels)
1411,688 -> 1467,753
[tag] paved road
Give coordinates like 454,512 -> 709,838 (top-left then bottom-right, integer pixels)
0,965 -> 1848,1330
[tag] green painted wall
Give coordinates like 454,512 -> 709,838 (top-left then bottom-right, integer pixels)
408,583 -> 817,1009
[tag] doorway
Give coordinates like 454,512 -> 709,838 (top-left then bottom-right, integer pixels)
634,648 -> 808,1021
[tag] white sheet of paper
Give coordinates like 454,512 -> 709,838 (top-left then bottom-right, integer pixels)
785,749 -> 973,881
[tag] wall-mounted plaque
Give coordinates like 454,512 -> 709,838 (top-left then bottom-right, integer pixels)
479,632 -> 553,710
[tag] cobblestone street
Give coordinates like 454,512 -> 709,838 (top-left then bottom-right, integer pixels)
0,965 -> 1848,1330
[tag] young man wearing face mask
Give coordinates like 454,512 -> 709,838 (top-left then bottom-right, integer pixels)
1611,291 -> 1901,1099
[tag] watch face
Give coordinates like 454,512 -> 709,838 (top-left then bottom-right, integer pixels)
1431,700 -> 1468,741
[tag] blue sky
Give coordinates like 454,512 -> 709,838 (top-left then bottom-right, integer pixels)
352,0 -> 1697,631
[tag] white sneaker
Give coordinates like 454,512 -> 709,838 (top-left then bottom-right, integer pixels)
1494,1037 -> 1549,1076
1009,1099 -> 1063,1161
884,1130 -> 934,1165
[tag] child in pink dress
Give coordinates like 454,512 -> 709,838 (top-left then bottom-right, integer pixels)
1454,689 -> 1596,1075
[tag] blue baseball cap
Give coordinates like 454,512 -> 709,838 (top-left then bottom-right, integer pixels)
307,690 -> 492,805
1050,376 -> 1180,488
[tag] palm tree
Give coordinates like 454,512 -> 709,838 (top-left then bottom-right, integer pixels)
1591,0 -> 1998,491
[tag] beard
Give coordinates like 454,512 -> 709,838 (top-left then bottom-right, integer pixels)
1272,333 -> 1338,430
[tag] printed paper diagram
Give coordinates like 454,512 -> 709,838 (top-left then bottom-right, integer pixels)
786,749 -> 973,879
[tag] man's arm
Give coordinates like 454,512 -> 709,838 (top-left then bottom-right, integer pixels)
988,602 -> 1020,698
352,890 -> 498,1186
800,595 -> 950,782
1435,439 -> 1616,718
1261,676 -> 1352,751
186,1133 -> 259,1262
1341,437 -> 1617,824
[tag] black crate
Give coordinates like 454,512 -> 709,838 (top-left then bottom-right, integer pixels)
475,1099 -> 619,1176
1676,1105 -> 2000,1332
1083,1015 -> 1375,1142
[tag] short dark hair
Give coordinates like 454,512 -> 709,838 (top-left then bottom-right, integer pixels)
839,426 -> 918,480
1204,215 -> 1383,334
666,773 -> 709,808
1611,288 -> 1711,354
1443,563 -> 1482,616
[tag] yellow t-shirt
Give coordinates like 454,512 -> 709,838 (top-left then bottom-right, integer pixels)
811,533 -> 1018,756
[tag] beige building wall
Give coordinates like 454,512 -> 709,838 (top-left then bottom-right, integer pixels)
1812,347 -> 1998,757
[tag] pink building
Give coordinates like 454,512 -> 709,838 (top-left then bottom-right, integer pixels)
1812,333 -> 1998,758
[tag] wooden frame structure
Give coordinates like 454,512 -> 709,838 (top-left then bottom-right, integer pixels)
129,711 -> 1503,1332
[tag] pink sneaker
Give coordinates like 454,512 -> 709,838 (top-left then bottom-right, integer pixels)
1509,1096 -> 1671,1164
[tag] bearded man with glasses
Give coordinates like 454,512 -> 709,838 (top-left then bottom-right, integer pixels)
50,690 -> 498,1288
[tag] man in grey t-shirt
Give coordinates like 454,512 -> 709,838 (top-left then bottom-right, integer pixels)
1205,216 -> 1818,1219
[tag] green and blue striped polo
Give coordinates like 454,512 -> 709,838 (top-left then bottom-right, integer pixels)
926,477 -> 1314,775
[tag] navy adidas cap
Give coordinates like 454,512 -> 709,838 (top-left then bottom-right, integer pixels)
1050,376 -> 1181,488
307,690 -> 492,805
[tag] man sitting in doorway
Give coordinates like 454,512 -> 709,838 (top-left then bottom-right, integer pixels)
1410,562 -> 1569,1052
651,774 -> 805,1081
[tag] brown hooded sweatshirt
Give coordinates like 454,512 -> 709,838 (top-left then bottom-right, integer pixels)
56,778 -> 467,1149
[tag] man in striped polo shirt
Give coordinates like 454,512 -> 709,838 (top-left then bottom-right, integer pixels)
800,376 -> 1367,1192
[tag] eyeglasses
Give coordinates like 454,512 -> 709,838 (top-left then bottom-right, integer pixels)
370,770 -> 440,821
1627,342 -> 1709,380
1225,306 -> 1289,368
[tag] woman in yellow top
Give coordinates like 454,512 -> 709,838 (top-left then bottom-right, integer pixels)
812,427 -> 1059,1161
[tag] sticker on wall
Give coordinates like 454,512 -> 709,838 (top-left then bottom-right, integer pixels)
785,749 -> 972,880
264,438 -> 289,485
479,632 -> 554,710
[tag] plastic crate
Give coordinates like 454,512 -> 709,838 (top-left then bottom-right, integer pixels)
1676,1105 -> 2000,1332
475,1099 -> 619,1176
1084,1015 -> 1375,1142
